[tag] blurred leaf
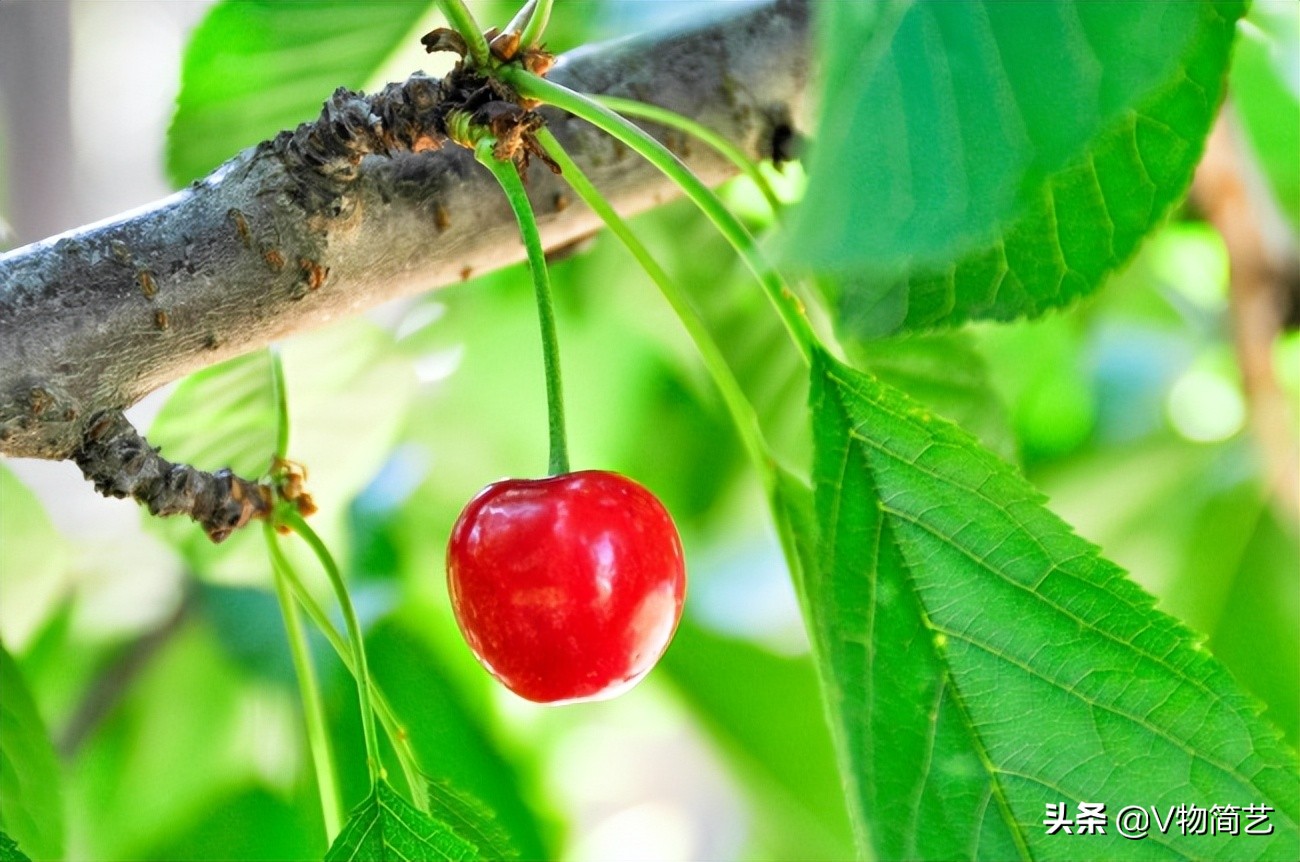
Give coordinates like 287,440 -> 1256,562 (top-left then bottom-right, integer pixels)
788,1 -> 1244,334
69,621 -> 259,860
143,785 -> 324,861
168,0 -> 433,185
0,641 -> 62,861
851,330 -> 1016,462
1210,504 -> 1300,747
425,779 -> 519,861
977,315 -> 1099,464
0,832 -> 30,862
1231,2 -> 1300,230
198,583 -> 297,685
325,779 -> 475,862
660,619 -> 853,860
0,465 -> 69,649
148,320 -> 415,581
807,349 -> 1300,860
329,614 -> 552,861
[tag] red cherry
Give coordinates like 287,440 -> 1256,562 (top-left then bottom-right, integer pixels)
446,470 -> 686,705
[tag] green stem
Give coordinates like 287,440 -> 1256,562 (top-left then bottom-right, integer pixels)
269,345 -> 290,460
537,128 -> 775,484
475,138 -> 570,475
264,522 -> 343,839
501,69 -> 816,365
264,345 -> 344,837
593,95 -> 782,218
435,0 -> 491,68
281,509 -> 384,785
264,532 -> 430,812
518,0 -> 553,48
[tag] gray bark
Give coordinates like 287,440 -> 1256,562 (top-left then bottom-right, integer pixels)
0,0 -> 810,537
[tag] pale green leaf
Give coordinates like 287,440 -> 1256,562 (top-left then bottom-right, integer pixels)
661,618 -> 854,860
325,780 -> 475,862
0,641 -> 63,862
168,0 -> 433,185
0,465 -> 69,648
807,349 -> 1300,860
1230,2 -> 1300,230
147,319 -> 415,578
788,1 -> 1245,333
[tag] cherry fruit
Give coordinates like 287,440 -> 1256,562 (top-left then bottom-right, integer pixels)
446,470 -> 686,704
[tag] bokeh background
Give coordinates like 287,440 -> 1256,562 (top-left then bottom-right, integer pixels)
1,2 -> 1297,860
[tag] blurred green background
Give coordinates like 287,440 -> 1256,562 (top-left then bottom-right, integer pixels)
1,2 -> 1296,860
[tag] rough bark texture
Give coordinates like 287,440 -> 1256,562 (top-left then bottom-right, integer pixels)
0,0 -> 810,462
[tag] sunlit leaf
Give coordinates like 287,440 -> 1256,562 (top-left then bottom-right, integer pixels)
1230,2 -> 1300,230
807,349 -> 1300,860
0,465 -> 69,649
147,319 -> 415,579
352,615 -> 551,861
788,1 -> 1245,334
168,0 -> 433,185
324,779 -> 475,862
0,642 -> 62,861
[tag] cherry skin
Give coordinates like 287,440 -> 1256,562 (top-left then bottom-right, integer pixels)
446,470 -> 686,705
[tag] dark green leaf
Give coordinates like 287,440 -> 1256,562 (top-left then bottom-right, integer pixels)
788,1 -> 1245,333
325,779 -> 475,862
0,641 -> 62,861
0,832 -> 30,862
168,0 -> 433,185
807,349 -> 1300,860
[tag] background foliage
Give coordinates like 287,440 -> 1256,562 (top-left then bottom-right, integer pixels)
1,1 -> 1297,860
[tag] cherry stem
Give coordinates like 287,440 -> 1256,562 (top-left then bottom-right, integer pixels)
435,0 -> 491,68
263,345 -> 344,841
264,525 -> 429,811
517,0 -> 553,49
592,95 -> 783,218
500,68 -> 817,365
536,128 -> 776,484
269,344 -> 290,460
263,521 -> 343,840
475,138 -> 571,476
282,508 -> 385,787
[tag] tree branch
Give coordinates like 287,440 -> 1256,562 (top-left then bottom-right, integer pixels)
0,0 -> 810,533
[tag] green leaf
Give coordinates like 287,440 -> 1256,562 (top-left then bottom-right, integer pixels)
325,779 -> 476,862
788,1 -> 1245,333
807,349 -> 1300,860
0,465 -> 70,648
661,618 -> 854,860
168,0 -> 433,185
425,779 -> 519,861
0,641 -> 62,862
353,615 -> 551,861
1230,2 -> 1300,230
148,319 -> 415,578
850,330 -> 1016,463
0,832 -> 30,862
